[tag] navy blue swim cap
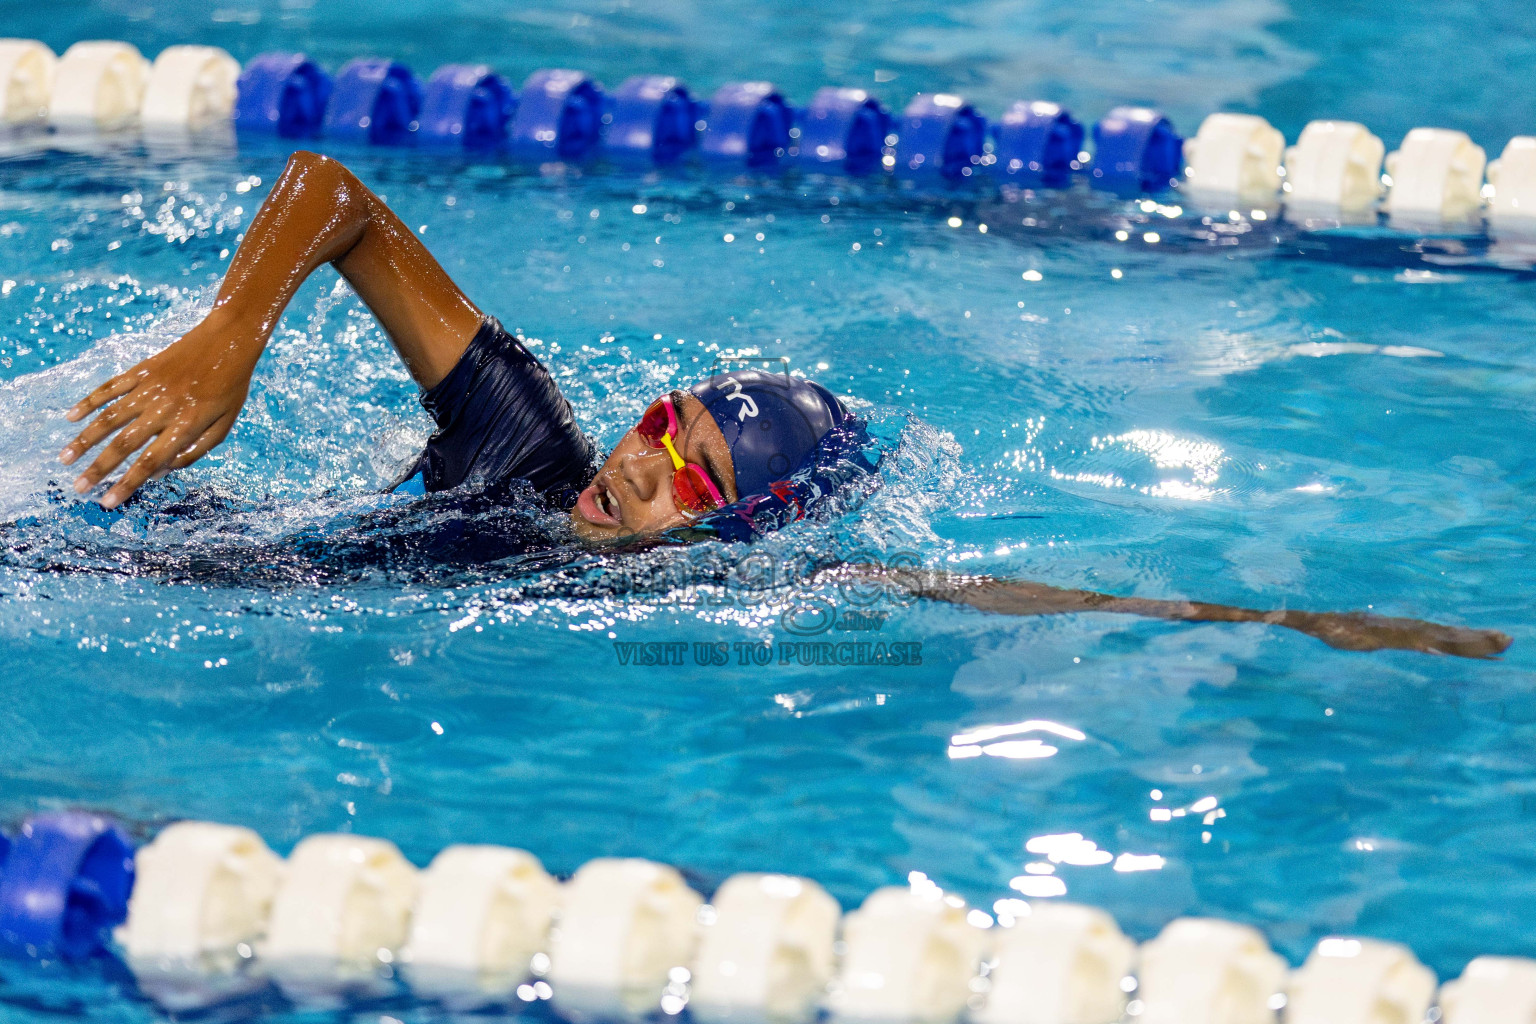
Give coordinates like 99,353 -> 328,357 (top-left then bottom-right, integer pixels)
690,370 -> 842,499
675,370 -> 880,543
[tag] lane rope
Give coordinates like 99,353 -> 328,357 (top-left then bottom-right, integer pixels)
0,812 -> 1529,1022
3,37 -> 1535,237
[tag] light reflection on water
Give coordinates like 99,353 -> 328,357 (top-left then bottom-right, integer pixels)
947,718 -> 1087,760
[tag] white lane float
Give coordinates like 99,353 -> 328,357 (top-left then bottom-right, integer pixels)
68,814 -> 1536,1024
827,884 -> 988,1022
690,872 -> 842,1022
1136,917 -> 1287,1024
1283,937 -> 1436,1024
141,44 -> 240,131
118,821 -> 283,1009
1383,127 -> 1487,225
1486,136 -> 1536,237
120,821 -> 283,968
400,844 -> 560,1003
49,40 -> 149,131
1182,113 -> 1286,204
1438,956 -> 1536,1024
1282,120 -> 1386,215
260,833 -> 419,998
0,39 -> 55,125
547,858 -> 703,1015
974,902 -> 1134,1024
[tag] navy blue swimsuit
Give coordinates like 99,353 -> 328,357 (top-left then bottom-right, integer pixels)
399,316 -> 597,506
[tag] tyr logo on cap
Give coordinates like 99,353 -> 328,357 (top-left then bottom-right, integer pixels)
721,376 -> 759,420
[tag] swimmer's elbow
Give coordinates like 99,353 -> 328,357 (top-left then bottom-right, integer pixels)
279,150 -> 372,218
285,149 -> 332,171
283,150 -> 369,192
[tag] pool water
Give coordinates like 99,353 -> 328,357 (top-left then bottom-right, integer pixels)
3,0 -> 1536,1017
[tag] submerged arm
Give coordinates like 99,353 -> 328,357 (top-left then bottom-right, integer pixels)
830,566 -> 1510,660
60,150 -> 482,508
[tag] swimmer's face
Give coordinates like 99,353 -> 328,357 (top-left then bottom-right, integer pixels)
571,391 -> 738,542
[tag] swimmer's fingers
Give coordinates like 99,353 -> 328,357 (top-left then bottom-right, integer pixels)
162,411 -> 236,471
1424,626 -> 1512,659
79,400 -> 238,507
74,416 -> 163,499
59,397 -> 142,466
65,369 -> 142,423
98,420 -> 197,509
1387,621 -> 1511,659
105,411 -> 237,505
101,445 -> 175,509
1290,610 -> 1512,659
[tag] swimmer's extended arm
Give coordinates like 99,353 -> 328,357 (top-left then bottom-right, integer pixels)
60,150 -> 483,508
829,566 -> 1510,659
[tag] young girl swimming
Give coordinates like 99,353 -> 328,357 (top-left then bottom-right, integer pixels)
54,151 -> 1511,658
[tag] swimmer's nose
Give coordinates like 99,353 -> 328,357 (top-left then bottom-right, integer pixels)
620,447 -> 672,503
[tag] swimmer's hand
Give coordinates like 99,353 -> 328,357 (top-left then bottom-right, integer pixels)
59,309 -> 259,508
835,566 -> 1511,660
1243,607 -> 1511,658
56,150 -> 483,508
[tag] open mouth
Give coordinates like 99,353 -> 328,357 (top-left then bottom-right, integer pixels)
575,477 -> 623,527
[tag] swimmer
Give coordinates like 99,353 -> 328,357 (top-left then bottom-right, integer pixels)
56,152 -> 1509,659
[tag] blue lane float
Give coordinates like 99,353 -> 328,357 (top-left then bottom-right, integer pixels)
324,58 -> 423,145
993,100 -> 1084,187
895,93 -> 987,180
223,51 -> 1162,196
699,81 -> 792,168
0,813 -> 134,960
1091,106 -> 1183,194
606,75 -> 698,165
89,36 -> 1530,222
418,64 -> 515,149
233,52 -> 332,138
796,86 -> 891,176
508,69 -> 605,160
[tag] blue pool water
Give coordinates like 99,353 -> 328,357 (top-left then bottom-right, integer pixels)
3,0 -> 1536,1017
